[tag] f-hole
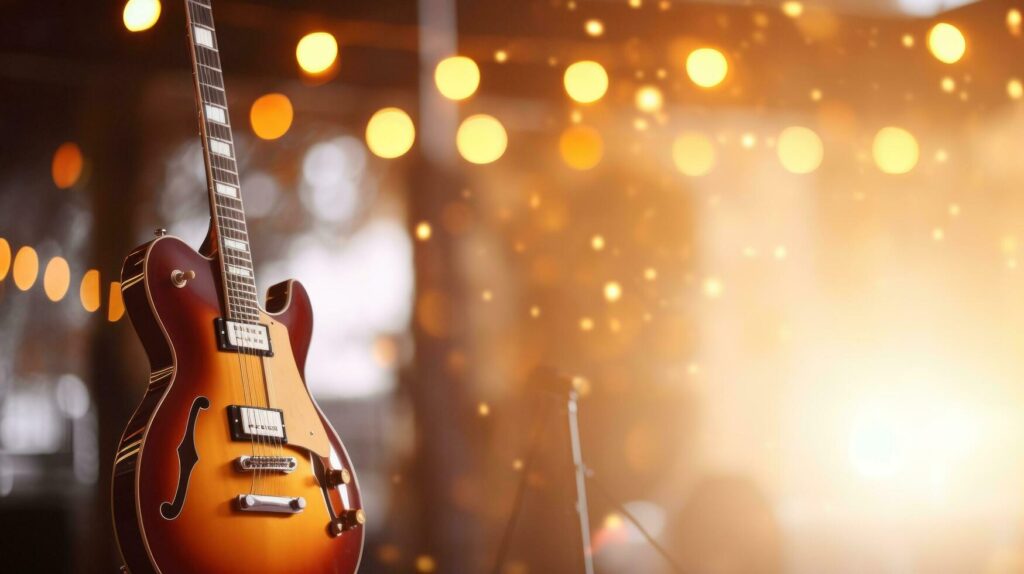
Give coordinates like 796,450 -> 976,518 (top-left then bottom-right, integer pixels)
160,396 -> 210,520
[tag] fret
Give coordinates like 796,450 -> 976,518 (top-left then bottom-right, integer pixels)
211,168 -> 238,186
200,84 -> 226,107
217,203 -> 246,215
194,45 -> 222,68
210,154 -> 237,171
197,65 -> 223,88
188,1 -> 214,26
206,122 -> 232,142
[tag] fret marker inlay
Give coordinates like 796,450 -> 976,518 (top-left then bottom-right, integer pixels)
194,26 -> 214,48
224,239 -> 249,252
206,105 -> 227,125
209,139 -> 232,158
227,265 -> 252,278
215,183 -> 238,198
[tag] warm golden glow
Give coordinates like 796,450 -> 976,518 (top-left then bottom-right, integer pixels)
494,50 -> 508,63
249,93 -> 294,140
80,269 -> 101,312
634,85 -> 664,113
686,47 -> 728,88
415,222 -> 432,241
43,257 -> 70,302
671,132 -> 715,176
1009,9 -> 1023,35
940,76 -> 956,93
564,61 -> 609,104
434,56 -> 480,101
108,282 -> 126,322
584,19 -> 605,37
477,402 -> 491,417
1008,78 -> 1023,100
591,234 -> 606,251
901,34 -> 915,48
296,32 -> 338,75
123,0 -> 161,33
927,22 -> 966,64
559,125 -> 603,170
703,277 -> 723,298
579,317 -> 595,331
0,238 -> 10,282
777,126 -> 824,174
872,126 -> 919,175
12,246 -> 38,291
52,142 -> 83,189
366,107 -> 416,159
456,114 -> 507,164
781,1 -> 803,18
604,281 -> 622,302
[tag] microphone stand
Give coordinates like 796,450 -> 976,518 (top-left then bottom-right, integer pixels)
492,370 -> 685,574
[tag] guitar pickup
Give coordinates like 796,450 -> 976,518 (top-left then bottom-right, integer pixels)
227,405 -> 287,442
215,318 -> 273,357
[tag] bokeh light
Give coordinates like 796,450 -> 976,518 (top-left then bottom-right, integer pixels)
777,126 -> 824,174
0,238 -> 9,281
603,281 -> 622,302
52,142 -> 83,189
80,269 -> 100,312
296,32 -> 338,75
584,19 -> 604,37
12,246 -> 38,291
927,22 -> 966,64
686,47 -> 729,88
872,126 -> 919,175
1008,78 -> 1023,100
123,0 -> 161,33
634,85 -> 664,113
671,132 -> 716,176
249,93 -> 294,140
108,282 -> 125,322
559,125 -> 603,170
434,56 -> 480,101
781,1 -> 804,18
43,257 -> 70,302
563,61 -> 609,104
366,107 -> 416,159
456,114 -> 507,164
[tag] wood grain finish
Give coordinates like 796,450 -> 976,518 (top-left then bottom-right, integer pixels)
113,236 -> 364,574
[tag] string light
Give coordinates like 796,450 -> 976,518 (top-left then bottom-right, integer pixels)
777,126 -> 824,174
366,107 -> 416,159
584,19 -> 605,37
415,222 -> 432,241
494,50 -> 509,63
80,269 -> 101,313
434,56 -> 480,101
927,23 -> 966,64
634,85 -> 664,113
249,94 -> 293,140
43,257 -> 70,302
781,1 -> 803,18
686,48 -> 728,88
559,125 -> 603,170
456,114 -> 507,164
872,126 -> 919,175
296,32 -> 338,75
604,281 -> 622,302
564,61 -> 609,104
12,246 -> 38,291
123,0 -> 161,33
672,132 -> 715,176
52,142 -> 83,189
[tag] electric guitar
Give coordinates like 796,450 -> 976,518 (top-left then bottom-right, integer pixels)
111,1 -> 364,572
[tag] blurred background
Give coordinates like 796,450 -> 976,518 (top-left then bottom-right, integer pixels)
2,0 -> 1024,572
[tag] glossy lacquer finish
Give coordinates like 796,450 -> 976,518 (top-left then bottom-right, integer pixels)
112,236 -> 363,574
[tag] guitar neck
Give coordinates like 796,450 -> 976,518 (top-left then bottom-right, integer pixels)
184,0 -> 259,323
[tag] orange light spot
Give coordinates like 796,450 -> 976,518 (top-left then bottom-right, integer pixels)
0,238 -> 10,281
250,93 -> 294,140
43,257 -> 70,301
52,142 -> 83,189
108,282 -> 125,321
12,246 -> 38,291
80,269 -> 101,312
559,125 -> 603,170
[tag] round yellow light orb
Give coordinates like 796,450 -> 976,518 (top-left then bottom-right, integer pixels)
635,85 -> 664,113
80,269 -> 101,312
365,107 -> 416,159
249,93 -> 293,141
43,257 -> 70,302
123,0 -> 161,33
12,246 -> 38,291
559,125 -> 603,170
0,238 -> 10,281
672,132 -> 716,176
927,22 -> 966,64
296,32 -> 338,75
872,126 -> 919,175
564,61 -> 609,104
777,126 -> 824,174
456,114 -> 507,164
434,56 -> 480,101
584,19 -> 605,37
604,281 -> 622,302
686,48 -> 728,88
52,142 -> 83,190
1008,78 -> 1023,100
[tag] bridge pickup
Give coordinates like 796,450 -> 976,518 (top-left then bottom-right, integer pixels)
237,494 -> 306,514
227,405 -> 287,442
236,455 -> 297,474
214,318 -> 273,357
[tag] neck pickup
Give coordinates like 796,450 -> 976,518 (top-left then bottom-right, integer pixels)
215,318 -> 273,357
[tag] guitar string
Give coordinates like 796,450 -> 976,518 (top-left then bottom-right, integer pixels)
187,0 -> 264,495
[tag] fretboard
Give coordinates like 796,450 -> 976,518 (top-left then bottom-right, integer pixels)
184,0 -> 259,323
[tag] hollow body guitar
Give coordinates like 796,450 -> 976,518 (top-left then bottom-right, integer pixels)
111,1 -> 364,572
